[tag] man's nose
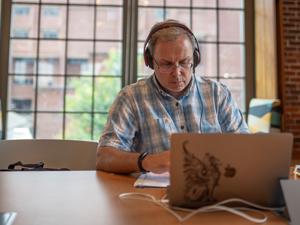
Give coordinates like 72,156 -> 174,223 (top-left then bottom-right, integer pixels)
172,63 -> 182,75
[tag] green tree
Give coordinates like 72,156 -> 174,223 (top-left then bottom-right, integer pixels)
64,49 -> 121,140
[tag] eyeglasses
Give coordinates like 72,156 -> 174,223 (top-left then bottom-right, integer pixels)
153,58 -> 193,74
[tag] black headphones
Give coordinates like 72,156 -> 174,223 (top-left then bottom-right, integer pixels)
143,20 -> 201,71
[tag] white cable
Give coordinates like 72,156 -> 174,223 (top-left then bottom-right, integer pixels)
162,199 -> 269,223
118,192 -> 284,223
173,205 -> 267,223
119,192 -> 184,221
214,198 -> 285,211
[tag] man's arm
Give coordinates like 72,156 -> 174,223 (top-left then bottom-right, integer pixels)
96,146 -> 170,174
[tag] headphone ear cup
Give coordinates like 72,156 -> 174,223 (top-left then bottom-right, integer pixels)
144,48 -> 154,69
193,49 -> 201,69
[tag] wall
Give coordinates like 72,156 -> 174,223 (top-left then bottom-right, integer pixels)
278,0 -> 300,158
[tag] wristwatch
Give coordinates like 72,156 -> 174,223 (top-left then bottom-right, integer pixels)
137,152 -> 149,173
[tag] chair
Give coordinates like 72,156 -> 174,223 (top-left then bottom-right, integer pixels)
0,139 -> 98,170
247,98 -> 281,133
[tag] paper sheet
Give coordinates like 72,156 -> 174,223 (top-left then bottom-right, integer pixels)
134,172 -> 170,188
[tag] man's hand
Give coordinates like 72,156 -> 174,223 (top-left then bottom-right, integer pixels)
142,150 -> 170,174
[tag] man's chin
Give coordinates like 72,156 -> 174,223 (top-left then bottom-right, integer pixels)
169,82 -> 186,89
171,85 -> 186,92
167,87 -> 186,96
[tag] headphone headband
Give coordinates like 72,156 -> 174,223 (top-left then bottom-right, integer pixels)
143,20 -> 201,71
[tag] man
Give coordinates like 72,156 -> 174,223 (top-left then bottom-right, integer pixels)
96,20 -> 249,174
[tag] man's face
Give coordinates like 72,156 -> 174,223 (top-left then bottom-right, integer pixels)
152,34 -> 194,98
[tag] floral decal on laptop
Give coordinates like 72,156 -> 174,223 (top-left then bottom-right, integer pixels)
182,140 -> 236,205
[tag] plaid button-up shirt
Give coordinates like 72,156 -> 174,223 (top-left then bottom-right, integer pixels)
99,75 -> 249,153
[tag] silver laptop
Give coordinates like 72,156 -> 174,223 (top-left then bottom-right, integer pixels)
168,133 -> 293,208
280,180 -> 300,225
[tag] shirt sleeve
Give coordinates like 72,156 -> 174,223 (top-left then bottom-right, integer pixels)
217,83 -> 249,133
98,89 -> 138,151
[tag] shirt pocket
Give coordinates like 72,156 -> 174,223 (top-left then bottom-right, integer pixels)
143,116 -> 176,151
146,116 -> 175,135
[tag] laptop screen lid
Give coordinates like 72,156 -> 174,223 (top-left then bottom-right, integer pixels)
168,133 -> 293,208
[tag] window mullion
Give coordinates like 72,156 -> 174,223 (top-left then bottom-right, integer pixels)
122,0 -> 138,87
0,0 -> 12,139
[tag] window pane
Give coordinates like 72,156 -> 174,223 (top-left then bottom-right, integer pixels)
166,0 -> 190,7
39,40 -> 66,75
68,6 -> 94,40
69,0 -> 94,4
219,79 -> 245,112
93,113 -> 108,140
95,42 -> 122,76
11,4 -> 38,38
66,77 -> 92,112
193,0 -> 216,7
219,44 -> 245,78
13,0 -> 38,2
9,40 -> 37,74
138,0 -> 163,6
94,77 -> 121,112
6,112 -> 33,139
195,43 -> 217,78
96,7 -> 123,40
40,5 -> 66,39
166,9 -> 190,25
96,0 -> 123,5
137,42 -> 153,77
219,10 -> 244,42
37,76 -> 64,111
193,9 -> 217,42
41,0 -> 67,3
36,113 -> 63,139
7,76 -> 35,111
219,0 -> 244,8
65,113 -> 92,140
138,8 -> 164,41
67,41 -> 93,75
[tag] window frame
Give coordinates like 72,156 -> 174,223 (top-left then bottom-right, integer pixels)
0,0 -> 254,140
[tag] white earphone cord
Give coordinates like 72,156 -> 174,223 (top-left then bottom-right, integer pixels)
118,192 -> 285,223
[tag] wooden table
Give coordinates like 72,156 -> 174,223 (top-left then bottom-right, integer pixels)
0,171 -> 289,225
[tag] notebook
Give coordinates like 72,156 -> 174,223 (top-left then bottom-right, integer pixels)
134,172 -> 170,188
280,180 -> 300,225
168,133 -> 293,208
